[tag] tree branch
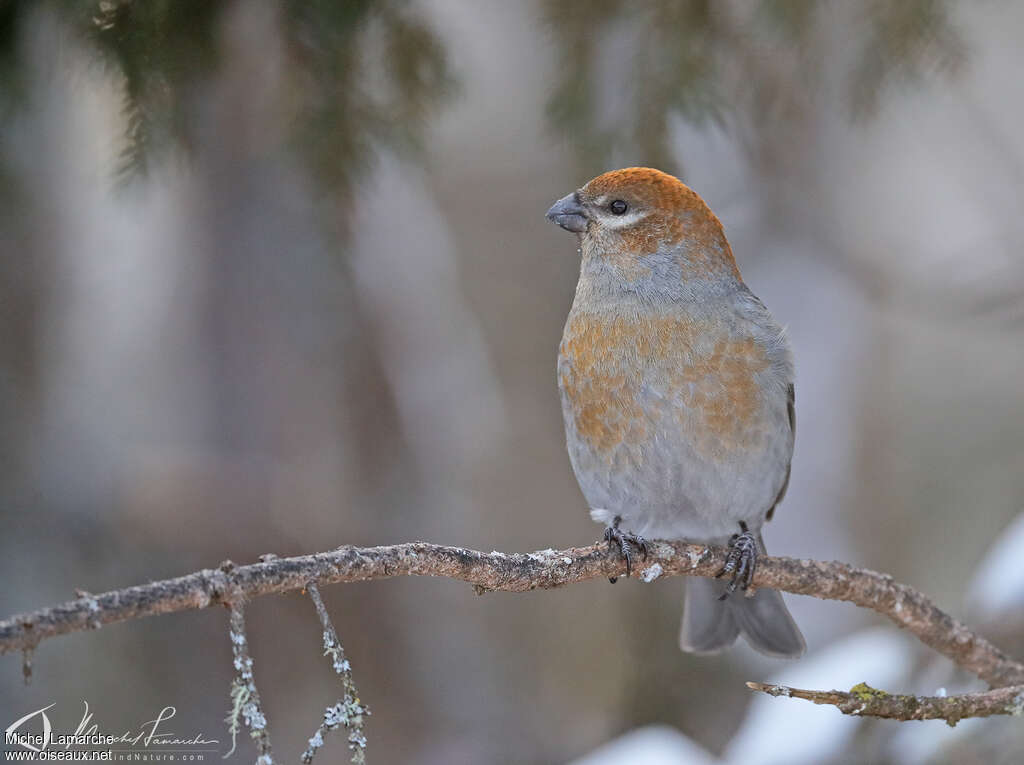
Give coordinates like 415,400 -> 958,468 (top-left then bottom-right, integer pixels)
224,602 -> 274,764
746,681 -> 1024,725
2,539 -> 1023,722
302,582 -> 370,764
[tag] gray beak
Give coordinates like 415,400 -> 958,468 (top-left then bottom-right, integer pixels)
546,192 -> 588,234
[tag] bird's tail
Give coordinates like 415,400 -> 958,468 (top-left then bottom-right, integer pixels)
679,539 -> 805,658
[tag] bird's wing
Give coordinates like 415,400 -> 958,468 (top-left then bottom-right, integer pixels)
765,383 -> 794,522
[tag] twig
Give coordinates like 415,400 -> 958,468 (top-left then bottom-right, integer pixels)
22,646 -> 33,685
302,583 -> 370,764
225,602 -> 274,764
1,540 -> 1022,692
746,681 -> 1024,725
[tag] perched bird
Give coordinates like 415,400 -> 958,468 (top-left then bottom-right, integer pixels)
546,167 -> 805,658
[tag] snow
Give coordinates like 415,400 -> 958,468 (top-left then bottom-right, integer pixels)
641,563 -> 664,582
568,725 -> 718,765
965,512 -> 1024,620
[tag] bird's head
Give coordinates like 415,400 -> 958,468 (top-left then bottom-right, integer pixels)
546,167 -> 740,287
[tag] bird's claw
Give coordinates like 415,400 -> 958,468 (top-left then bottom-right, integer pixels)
715,522 -> 757,599
604,515 -> 648,582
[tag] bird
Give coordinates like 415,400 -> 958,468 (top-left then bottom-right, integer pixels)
545,167 -> 805,658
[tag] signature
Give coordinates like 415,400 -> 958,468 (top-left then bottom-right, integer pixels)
6,702 -> 219,752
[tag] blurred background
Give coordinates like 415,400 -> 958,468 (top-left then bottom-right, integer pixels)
2,1 -> 1024,763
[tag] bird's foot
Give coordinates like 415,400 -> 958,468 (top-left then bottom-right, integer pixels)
716,521 -> 757,599
604,515 -> 648,583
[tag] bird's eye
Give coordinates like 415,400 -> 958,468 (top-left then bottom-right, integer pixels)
609,200 -> 628,215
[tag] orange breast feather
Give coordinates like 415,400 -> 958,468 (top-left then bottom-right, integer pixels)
559,313 -> 770,462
